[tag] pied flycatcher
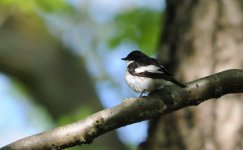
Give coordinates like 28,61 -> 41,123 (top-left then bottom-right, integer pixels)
122,50 -> 186,97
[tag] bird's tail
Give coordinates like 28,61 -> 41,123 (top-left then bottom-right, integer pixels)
170,78 -> 187,88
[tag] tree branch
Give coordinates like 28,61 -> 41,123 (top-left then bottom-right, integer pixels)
1,69 -> 243,150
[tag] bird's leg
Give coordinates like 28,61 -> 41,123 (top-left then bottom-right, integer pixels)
139,90 -> 145,98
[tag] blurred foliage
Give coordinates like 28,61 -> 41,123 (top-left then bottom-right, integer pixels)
0,0 -> 71,12
109,8 -> 163,55
0,1 -> 163,149
57,105 -> 94,125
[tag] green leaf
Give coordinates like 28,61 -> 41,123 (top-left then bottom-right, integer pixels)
109,8 -> 164,55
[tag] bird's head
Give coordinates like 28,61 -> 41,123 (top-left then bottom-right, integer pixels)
121,50 -> 148,65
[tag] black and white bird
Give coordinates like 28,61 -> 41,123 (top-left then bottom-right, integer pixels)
122,50 -> 186,97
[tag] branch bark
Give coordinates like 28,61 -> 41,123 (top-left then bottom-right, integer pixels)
1,69 -> 243,150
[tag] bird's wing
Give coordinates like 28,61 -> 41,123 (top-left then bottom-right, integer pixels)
150,58 -> 173,76
129,58 -> 186,88
142,72 -> 186,88
134,58 -> 172,75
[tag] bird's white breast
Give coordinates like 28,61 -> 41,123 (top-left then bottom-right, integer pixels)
125,71 -> 169,93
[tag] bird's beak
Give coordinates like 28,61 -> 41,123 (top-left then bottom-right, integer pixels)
121,57 -> 127,61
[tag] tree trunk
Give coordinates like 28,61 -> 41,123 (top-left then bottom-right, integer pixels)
143,0 -> 243,150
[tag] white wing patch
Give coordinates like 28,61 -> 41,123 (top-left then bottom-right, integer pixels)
135,65 -> 162,73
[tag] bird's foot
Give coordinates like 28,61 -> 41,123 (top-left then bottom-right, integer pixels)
139,90 -> 146,98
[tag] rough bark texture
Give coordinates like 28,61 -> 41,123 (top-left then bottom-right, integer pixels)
144,0 -> 243,150
2,69 -> 243,150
